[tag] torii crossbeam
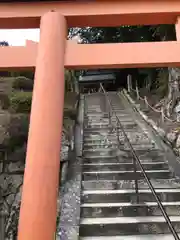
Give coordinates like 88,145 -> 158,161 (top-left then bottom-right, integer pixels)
1,1 -> 180,240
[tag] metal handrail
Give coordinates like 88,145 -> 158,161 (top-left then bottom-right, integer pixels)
99,83 -> 180,240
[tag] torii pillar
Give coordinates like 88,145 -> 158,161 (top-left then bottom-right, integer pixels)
176,17 -> 180,41
18,12 -> 67,240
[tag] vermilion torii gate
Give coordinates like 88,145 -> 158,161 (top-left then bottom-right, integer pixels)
1,0 -> 180,239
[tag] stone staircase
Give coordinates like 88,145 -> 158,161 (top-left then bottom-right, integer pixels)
79,92 -> 180,240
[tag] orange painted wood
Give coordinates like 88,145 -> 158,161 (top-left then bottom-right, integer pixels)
176,17 -> 180,41
17,12 -> 67,240
1,41 -> 180,70
0,0 -> 180,28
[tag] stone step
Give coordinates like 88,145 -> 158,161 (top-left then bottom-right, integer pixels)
83,148 -> 118,158
82,178 -> 180,190
83,135 -> 150,144
84,131 -> 150,138
83,162 -> 169,172
82,189 -> 180,203
85,113 -> 108,117
83,143 -> 155,151
86,110 -> 127,114
82,170 -> 172,181
83,133 -> 117,138
81,201 -> 180,218
83,139 -> 151,146
86,124 -> 110,128
86,111 -> 128,115
83,142 -> 118,149
85,116 -> 134,120
116,149 -> 163,157
110,116 -> 132,120
81,93 -> 180,239
84,122 -> 108,125
83,155 -> 164,164
84,124 -> 138,131
84,128 -> 114,133
84,130 -> 141,140
83,148 -> 159,158
79,216 -> 180,236
118,145 -> 156,151
83,132 -> 149,139
80,234 -> 180,240
83,124 -> 137,133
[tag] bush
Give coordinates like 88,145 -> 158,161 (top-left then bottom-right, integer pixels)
156,69 -> 169,98
5,115 -> 29,152
12,76 -> 33,91
10,91 -> 32,113
64,109 -> 76,120
0,93 -> 10,109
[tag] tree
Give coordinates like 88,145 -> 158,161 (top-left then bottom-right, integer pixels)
0,41 -> 9,46
150,25 -> 179,120
0,41 -> 11,77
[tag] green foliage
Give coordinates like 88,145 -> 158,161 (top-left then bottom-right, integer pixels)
10,91 -> 32,113
155,68 -> 169,97
0,41 -> 9,46
65,69 -> 72,92
76,25 -> 163,44
0,93 -> 10,109
64,108 -> 76,121
10,71 -> 34,79
12,76 -> 33,91
150,25 -> 176,41
3,114 -> 29,153
65,69 -> 78,93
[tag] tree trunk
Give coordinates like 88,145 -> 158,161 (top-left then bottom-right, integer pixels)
166,67 -> 180,121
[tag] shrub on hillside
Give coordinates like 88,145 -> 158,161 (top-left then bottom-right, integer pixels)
4,114 -> 29,153
10,91 -> 32,113
12,76 -> 33,91
0,93 -> 10,109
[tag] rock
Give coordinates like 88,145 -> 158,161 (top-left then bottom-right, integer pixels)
135,104 -> 140,109
61,161 -> 68,183
175,104 -> 180,114
61,132 -> 70,162
156,127 -> 166,138
167,132 -> 177,144
61,145 -> 69,162
176,134 -> 180,148
175,103 -> 180,122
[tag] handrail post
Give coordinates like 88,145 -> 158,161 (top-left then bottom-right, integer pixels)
161,107 -> 165,123
98,84 -> 101,93
136,83 -> 140,100
127,75 -> 132,93
144,96 -> 148,109
116,118 -> 120,146
132,156 -> 139,203
106,92 -> 112,128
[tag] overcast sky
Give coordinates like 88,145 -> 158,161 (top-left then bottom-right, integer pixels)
0,29 -> 40,46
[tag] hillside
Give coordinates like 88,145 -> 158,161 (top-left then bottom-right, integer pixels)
0,76 -> 78,238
